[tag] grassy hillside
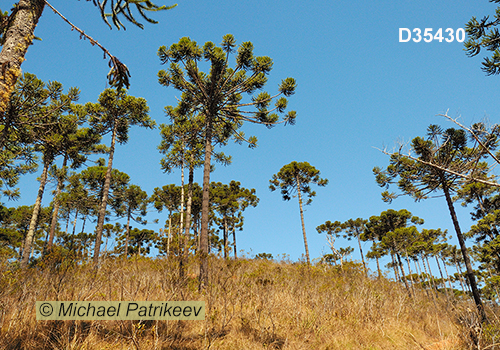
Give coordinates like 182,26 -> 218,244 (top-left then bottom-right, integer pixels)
0,255 -> 491,349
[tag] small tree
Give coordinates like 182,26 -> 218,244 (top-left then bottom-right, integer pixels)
270,161 -> 328,265
210,181 -> 258,259
115,184 -> 148,258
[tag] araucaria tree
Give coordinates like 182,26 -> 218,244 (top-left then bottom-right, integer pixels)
157,34 -> 297,287
270,161 -> 328,265
465,2 -> 500,77
374,125 -> 487,321
115,184 -> 148,258
210,181 -> 259,259
84,88 -> 154,266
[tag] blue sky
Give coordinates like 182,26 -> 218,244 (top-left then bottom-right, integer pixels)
13,1 -> 500,269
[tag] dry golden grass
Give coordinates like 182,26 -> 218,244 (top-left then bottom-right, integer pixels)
0,254 -> 487,349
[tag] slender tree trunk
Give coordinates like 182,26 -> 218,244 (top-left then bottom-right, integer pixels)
0,0 -> 45,113
425,256 -> 437,292
460,262 -> 472,293
64,211 -> 70,235
167,211 -> 172,258
396,252 -> 412,297
21,156 -> 50,268
80,215 -> 87,234
183,163 -> 194,276
93,120 -> 117,267
72,209 -> 79,236
125,210 -> 131,258
404,249 -> 416,296
421,257 -> 432,290
233,221 -> 237,258
356,233 -> 367,275
179,161 -> 185,278
441,178 -> 486,321
421,256 -> 437,304
435,255 -> 450,301
416,258 -> 426,288
295,176 -> 310,265
453,254 -> 467,294
47,155 -> 68,251
223,216 -> 228,259
199,116 -> 213,289
375,256 -> 381,278
391,253 -> 400,282
415,259 -> 430,297
441,257 -> 454,293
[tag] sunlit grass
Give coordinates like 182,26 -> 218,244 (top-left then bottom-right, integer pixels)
0,254 -> 484,349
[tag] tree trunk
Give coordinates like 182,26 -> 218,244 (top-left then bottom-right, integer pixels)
233,221 -> 237,258
441,178 -> 487,321
179,161 -> 185,278
183,163 -> 194,276
295,175 -> 310,265
425,256 -> 437,292
64,211 -> 70,235
356,232 -> 367,276
80,215 -> 86,234
416,258 -> 426,288
441,257 -> 454,293
435,255 -> 450,301
0,0 -> 45,113
72,209 -> 79,236
375,256 -> 381,278
21,156 -> 50,267
125,210 -> 131,258
452,254 -> 467,294
167,212 -> 172,258
415,259 -> 430,297
223,216 -> 228,259
396,252 -> 412,297
47,155 -> 67,251
199,116 -> 213,289
404,249 -> 416,296
391,252 -> 400,282
93,119 -> 117,267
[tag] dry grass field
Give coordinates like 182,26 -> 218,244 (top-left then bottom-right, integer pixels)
0,254 -> 496,349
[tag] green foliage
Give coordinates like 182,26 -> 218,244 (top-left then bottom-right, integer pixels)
269,161 -> 328,204
85,89 -> 155,144
465,2 -> 500,75
150,184 -> 181,214
210,181 -> 259,257
0,205 -> 33,259
157,34 -> 297,145
115,184 -> 148,224
0,73 -> 80,200
364,209 -> 423,257
116,227 -> 157,256
84,0 -> 177,30
374,126 -> 478,202
255,252 -> 273,260
469,209 -> 500,272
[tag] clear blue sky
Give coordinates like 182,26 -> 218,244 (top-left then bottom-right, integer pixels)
14,1 -> 500,268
